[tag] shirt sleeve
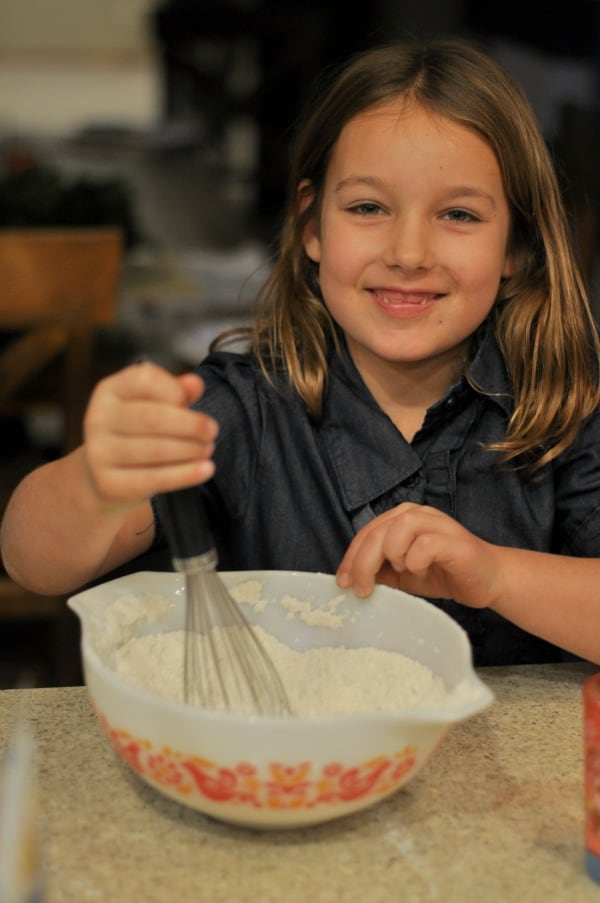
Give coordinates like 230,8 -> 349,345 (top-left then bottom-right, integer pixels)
192,351 -> 266,519
553,411 -> 600,555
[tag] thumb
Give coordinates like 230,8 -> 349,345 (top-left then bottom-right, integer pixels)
176,372 -> 205,406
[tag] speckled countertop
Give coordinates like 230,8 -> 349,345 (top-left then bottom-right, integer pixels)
1,663 -> 600,903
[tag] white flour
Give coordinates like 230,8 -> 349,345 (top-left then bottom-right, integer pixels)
229,580 -> 348,628
113,626 -> 448,715
107,582 -> 454,715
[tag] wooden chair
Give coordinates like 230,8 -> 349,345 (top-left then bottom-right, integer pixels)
0,228 -> 123,686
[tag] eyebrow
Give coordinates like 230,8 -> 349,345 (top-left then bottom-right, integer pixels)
445,186 -> 498,209
335,176 -> 498,209
335,176 -> 390,193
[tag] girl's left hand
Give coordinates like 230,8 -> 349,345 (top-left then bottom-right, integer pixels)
336,502 -> 503,608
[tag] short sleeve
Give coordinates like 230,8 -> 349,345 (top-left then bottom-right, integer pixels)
553,411 -> 600,555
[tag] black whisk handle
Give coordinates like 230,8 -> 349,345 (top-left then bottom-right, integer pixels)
155,488 -> 213,561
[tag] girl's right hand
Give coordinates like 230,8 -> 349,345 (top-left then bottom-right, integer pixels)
81,361 -> 219,509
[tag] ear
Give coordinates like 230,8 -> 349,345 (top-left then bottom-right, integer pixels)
298,179 -> 321,263
303,219 -> 322,263
501,238 -> 516,279
501,251 -> 515,279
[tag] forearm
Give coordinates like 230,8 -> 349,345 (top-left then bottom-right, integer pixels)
0,448 -> 153,595
490,546 -> 600,664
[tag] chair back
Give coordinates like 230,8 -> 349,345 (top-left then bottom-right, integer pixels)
0,227 -> 123,451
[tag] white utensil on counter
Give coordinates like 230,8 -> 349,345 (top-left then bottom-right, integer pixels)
0,704 -> 46,903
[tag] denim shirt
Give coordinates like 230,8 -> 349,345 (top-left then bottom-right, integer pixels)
155,324 -> 600,665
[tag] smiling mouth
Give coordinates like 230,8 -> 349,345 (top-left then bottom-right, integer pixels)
370,289 -> 441,307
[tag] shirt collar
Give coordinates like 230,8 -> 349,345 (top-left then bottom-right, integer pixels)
320,319 -> 512,512
466,317 -> 513,417
321,341 -> 421,510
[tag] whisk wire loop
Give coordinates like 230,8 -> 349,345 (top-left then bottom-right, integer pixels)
186,564 -> 291,715
157,489 -> 292,717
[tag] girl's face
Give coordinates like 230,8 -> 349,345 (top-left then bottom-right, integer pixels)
303,100 -> 513,397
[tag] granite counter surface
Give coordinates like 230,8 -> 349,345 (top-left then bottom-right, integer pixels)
1,663 -> 600,903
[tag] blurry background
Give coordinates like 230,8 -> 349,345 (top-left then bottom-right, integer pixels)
0,0 -> 599,687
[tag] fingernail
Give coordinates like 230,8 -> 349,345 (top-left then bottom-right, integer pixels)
196,460 -> 215,480
336,571 -> 350,589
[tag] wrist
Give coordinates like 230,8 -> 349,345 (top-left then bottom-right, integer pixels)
72,447 -> 137,523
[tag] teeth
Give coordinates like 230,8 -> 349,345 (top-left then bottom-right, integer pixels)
379,294 -> 430,306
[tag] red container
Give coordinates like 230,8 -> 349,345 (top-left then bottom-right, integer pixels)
584,673 -> 600,882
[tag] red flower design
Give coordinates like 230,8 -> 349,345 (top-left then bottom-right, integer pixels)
183,761 -> 240,801
100,715 -> 419,812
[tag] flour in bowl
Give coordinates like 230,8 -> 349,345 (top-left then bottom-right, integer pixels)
230,580 -> 348,628
113,625 -> 448,716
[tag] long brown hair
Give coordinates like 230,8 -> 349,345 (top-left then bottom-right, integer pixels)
218,37 -> 600,469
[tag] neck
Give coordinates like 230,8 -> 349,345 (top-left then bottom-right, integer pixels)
346,343 -> 467,440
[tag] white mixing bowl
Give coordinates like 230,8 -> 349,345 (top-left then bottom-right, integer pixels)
68,570 -> 493,829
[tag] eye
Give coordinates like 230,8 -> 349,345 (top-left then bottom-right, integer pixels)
347,201 -> 386,217
441,208 -> 480,223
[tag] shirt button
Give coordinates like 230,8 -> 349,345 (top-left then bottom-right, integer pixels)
404,473 -> 420,488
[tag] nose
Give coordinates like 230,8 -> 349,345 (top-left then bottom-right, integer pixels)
382,215 -> 431,271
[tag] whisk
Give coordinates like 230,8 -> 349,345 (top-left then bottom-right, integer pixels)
155,489 -> 292,717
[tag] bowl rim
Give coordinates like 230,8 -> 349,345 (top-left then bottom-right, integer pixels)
68,569 -> 495,726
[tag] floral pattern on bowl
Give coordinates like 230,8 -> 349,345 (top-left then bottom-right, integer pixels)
100,712 -> 420,811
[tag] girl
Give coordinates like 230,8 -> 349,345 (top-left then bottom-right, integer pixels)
2,38 -> 600,666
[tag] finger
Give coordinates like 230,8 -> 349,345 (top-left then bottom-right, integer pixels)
402,530 -> 447,575
92,433 -> 217,469
337,505 -> 449,596
95,400 -> 218,442
338,529 -> 395,598
176,372 -> 205,406
92,458 -> 216,505
100,362 -> 197,406
337,508 -> 403,577
337,503 -> 420,577
380,509 -> 452,570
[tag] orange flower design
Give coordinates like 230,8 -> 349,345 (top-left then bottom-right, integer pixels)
100,713 -> 418,811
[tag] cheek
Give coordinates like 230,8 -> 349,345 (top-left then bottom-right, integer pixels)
454,240 -> 508,292
318,229 -> 363,277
